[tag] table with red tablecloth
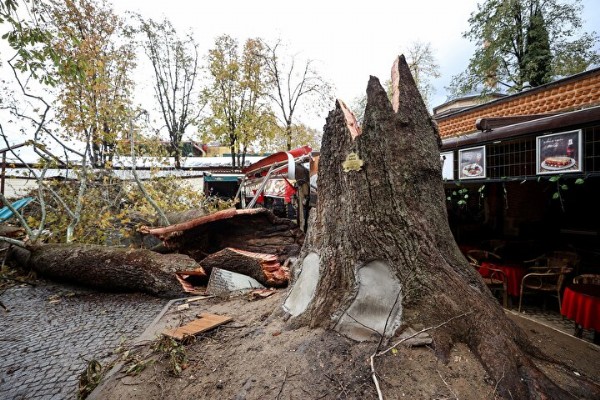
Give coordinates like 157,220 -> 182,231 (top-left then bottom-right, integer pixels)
479,262 -> 526,297
561,284 -> 600,331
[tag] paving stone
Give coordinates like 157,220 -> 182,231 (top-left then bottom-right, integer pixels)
0,280 -> 165,399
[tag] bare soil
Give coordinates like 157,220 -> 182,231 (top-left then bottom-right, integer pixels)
90,291 -> 600,400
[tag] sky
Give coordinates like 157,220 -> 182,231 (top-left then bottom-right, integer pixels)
111,0 -> 600,129
114,0 -> 481,121
2,0 -> 599,152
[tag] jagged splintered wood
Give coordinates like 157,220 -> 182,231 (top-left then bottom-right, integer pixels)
282,55 -> 582,399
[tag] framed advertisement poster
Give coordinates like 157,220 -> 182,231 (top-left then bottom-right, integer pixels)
440,151 -> 454,180
458,146 -> 486,179
536,130 -> 582,175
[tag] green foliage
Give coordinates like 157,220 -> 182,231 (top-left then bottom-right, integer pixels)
50,0 -> 136,167
449,0 -> 600,97
446,186 -> 470,207
547,174 -> 585,212
152,336 -> 189,376
523,7 -> 552,86
257,123 -> 322,153
202,35 -> 273,166
25,173 -> 230,245
446,184 -> 487,210
1,0 -> 59,85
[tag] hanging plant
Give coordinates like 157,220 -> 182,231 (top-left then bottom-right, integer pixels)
447,186 -> 469,207
544,175 -> 585,212
477,184 -> 485,207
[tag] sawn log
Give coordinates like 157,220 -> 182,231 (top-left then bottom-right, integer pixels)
199,247 -> 289,287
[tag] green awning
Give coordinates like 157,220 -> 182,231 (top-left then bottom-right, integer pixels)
204,175 -> 241,182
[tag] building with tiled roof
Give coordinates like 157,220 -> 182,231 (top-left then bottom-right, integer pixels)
432,67 -> 600,274
435,67 -> 600,140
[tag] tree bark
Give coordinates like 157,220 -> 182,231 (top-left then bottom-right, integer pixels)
9,243 -> 199,297
283,56 -> 591,399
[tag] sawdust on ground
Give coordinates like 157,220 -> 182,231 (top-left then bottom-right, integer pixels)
90,291 -> 600,400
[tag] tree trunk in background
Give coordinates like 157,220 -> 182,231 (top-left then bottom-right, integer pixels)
283,56 -> 592,399
10,243 -> 199,297
285,123 -> 292,151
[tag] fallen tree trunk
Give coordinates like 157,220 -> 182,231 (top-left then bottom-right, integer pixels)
9,243 -> 199,297
0,225 -> 26,238
142,208 -> 304,263
199,247 -> 289,287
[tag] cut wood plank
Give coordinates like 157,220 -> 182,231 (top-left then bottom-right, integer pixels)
185,295 -> 213,303
162,313 -> 232,340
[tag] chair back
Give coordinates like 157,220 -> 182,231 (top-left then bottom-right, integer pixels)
548,251 -> 580,269
556,267 -> 574,291
466,250 -> 501,266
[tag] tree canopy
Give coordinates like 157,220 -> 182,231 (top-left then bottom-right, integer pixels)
449,0 -> 600,96
135,16 -> 202,169
404,41 -> 441,108
52,0 -> 135,168
261,40 -> 332,151
2,0 -> 330,172
202,35 -> 277,167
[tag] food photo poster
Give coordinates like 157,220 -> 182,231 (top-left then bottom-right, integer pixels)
458,146 -> 486,180
536,130 -> 582,175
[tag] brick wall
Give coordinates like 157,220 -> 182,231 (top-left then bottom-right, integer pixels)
436,70 -> 600,139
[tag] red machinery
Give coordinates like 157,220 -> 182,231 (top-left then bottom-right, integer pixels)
237,146 -> 315,230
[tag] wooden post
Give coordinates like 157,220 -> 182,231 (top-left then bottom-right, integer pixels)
1,151 -> 6,205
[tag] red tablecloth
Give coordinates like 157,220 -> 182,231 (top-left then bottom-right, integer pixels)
561,284 -> 600,331
479,262 -> 526,297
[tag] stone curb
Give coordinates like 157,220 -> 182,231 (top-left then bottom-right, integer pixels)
504,309 -> 599,349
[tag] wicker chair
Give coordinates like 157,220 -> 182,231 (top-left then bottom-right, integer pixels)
467,250 -> 508,307
573,274 -> 600,285
518,266 -> 573,312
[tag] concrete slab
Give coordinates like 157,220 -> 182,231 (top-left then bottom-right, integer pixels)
206,267 -> 265,297
335,260 -> 402,341
283,252 -> 320,316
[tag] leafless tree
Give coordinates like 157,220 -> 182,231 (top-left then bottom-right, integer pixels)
262,40 -> 332,151
136,16 -> 202,169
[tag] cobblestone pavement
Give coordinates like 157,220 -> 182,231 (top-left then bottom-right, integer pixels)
0,280 -> 165,399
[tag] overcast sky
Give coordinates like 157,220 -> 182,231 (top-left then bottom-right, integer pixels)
1,0 -> 599,154
114,0 -> 600,125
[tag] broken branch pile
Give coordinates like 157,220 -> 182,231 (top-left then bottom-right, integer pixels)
141,208 -> 304,263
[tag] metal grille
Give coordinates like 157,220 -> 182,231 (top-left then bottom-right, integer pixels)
584,125 -> 600,172
486,137 -> 536,179
447,124 -> 600,182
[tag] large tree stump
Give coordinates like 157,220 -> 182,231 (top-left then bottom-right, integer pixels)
10,243 -> 199,297
282,56 -> 592,398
